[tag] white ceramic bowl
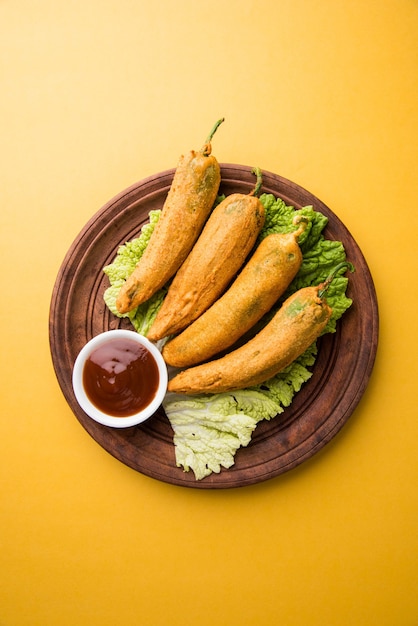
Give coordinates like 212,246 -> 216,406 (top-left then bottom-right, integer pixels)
72,329 -> 168,428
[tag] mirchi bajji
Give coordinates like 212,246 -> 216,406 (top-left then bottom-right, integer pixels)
167,262 -> 355,394
116,118 -> 224,314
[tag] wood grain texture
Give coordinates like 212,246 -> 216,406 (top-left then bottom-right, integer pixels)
49,165 -> 379,488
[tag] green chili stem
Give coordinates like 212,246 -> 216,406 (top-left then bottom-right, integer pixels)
250,167 -> 263,197
292,214 -> 310,239
318,261 -> 355,298
201,118 -> 225,155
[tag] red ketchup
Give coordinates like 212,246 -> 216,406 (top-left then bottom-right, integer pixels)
82,337 -> 160,417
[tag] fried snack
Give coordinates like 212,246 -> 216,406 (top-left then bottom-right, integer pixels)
167,262 -> 354,395
116,119 -> 224,314
162,216 -> 308,367
146,172 -> 266,341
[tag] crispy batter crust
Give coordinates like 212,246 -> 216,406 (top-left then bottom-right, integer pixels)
167,287 -> 332,394
116,150 -> 220,314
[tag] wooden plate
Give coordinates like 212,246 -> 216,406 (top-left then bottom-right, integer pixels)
49,164 -> 379,488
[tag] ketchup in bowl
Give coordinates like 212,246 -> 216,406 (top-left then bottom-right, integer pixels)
72,330 -> 168,428
83,337 -> 160,417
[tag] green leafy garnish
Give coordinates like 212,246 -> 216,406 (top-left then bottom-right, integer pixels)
103,210 -> 166,336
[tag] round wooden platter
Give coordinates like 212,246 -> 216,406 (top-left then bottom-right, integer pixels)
49,164 -> 379,489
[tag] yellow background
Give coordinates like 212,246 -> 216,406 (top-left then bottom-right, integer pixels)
1,1 -> 417,624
